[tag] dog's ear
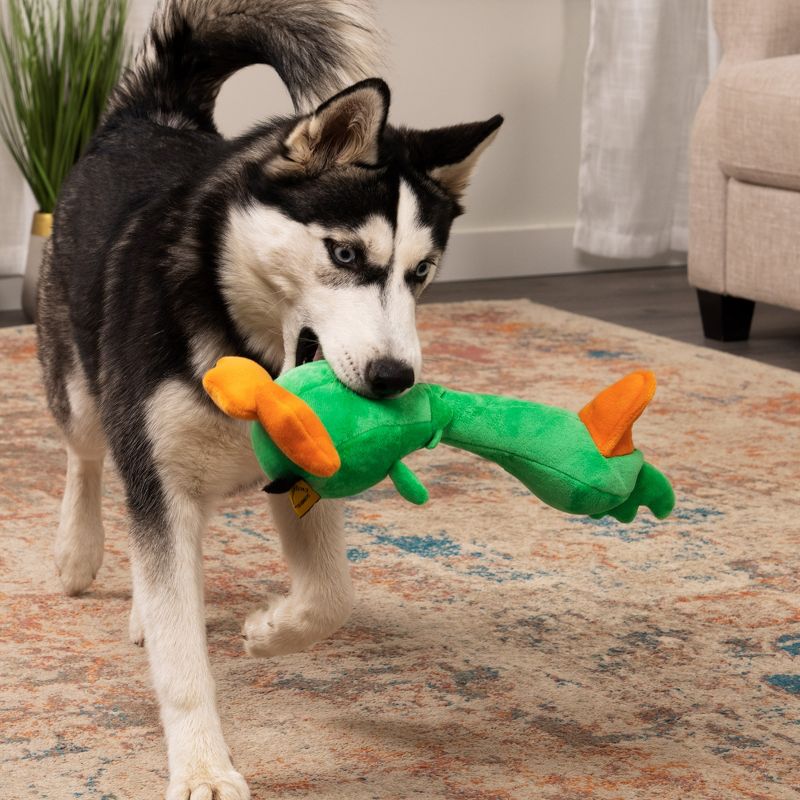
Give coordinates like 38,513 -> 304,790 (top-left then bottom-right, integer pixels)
277,78 -> 390,174
403,115 -> 503,201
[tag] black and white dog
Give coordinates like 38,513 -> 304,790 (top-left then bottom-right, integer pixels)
37,1 -> 502,796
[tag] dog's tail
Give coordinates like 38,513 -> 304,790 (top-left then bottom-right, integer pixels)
108,0 -> 385,129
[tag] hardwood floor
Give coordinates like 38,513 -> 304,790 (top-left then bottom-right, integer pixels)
423,266 -> 800,372
3,266 -> 797,371
0,309 -> 26,327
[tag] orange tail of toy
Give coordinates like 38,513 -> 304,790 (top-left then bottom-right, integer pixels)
578,370 -> 657,457
203,357 -> 340,478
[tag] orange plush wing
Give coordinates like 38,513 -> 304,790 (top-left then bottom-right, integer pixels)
578,370 -> 656,457
203,356 -> 340,478
202,356 -> 270,419
254,382 -> 340,478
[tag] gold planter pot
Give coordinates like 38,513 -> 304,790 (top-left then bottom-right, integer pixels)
21,211 -> 52,322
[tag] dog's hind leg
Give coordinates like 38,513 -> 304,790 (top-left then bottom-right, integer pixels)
53,370 -> 107,596
38,262 -> 107,596
243,497 -> 353,657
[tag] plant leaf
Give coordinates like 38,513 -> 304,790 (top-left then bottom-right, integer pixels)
0,0 -> 129,210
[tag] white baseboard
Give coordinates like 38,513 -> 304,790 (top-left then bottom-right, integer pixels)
440,224 -> 686,282
0,276 -> 22,311
0,226 -> 686,310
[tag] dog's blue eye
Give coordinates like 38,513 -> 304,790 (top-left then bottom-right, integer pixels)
415,261 -> 432,278
332,245 -> 357,266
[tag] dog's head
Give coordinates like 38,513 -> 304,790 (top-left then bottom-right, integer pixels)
220,78 -> 502,397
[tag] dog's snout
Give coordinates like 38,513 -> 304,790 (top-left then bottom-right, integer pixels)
366,358 -> 415,397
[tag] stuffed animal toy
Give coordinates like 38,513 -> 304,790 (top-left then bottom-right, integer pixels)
203,357 -> 675,523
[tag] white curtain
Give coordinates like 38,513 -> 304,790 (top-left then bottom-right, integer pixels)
574,0 -> 711,259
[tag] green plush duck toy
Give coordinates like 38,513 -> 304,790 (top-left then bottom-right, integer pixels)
202,357 -> 675,523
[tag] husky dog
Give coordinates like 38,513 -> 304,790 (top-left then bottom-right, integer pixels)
37,0 -> 502,796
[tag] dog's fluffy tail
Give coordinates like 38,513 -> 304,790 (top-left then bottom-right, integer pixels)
109,0 -> 384,129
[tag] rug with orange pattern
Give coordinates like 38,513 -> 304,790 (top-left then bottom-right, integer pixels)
1,300 -> 799,799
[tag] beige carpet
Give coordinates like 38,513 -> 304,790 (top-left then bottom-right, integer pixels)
2,300 -> 799,800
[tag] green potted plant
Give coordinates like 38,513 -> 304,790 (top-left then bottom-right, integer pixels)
0,0 -> 128,321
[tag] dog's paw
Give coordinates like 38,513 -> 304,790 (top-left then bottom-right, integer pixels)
242,592 -> 351,658
242,594 -> 305,657
54,537 -> 103,596
54,511 -> 104,596
166,764 -> 250,800
53,487 -> 105,596
128,601 -> 145,647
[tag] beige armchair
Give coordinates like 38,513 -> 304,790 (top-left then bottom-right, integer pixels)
689,0 -> 800,340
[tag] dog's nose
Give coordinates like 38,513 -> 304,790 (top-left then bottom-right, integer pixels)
366,358 -> 415,397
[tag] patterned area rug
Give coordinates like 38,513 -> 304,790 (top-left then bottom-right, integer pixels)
2,300 -> 799,800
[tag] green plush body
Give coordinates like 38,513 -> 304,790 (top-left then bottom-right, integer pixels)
252,361 -> 674,523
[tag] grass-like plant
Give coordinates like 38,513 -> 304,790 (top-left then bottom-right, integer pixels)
0,0 -> 128,213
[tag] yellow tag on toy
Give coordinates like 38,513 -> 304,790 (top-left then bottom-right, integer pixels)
289,479 -> 320,518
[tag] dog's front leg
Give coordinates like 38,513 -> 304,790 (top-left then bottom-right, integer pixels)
243,497 -> 354,657
131,496 -> 249,800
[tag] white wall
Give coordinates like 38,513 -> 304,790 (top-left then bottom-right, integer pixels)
1,0 -> 680,309
214,0 -> 597,281
0,0 -> 604,308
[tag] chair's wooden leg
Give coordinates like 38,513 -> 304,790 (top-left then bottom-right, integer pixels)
696,289 -> 755,342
